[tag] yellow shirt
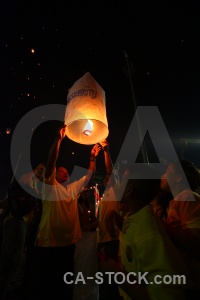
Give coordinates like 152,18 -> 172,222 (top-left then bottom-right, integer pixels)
121,205 -> 188,300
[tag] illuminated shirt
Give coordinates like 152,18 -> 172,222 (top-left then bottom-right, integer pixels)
120,205 -> 188,300
36,169 -> 86,247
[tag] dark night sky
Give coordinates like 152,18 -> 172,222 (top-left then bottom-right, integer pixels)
1,0 -> 200,197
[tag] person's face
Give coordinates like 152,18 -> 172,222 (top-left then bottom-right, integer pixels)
56,167 -> 69,183
35,165 -> 45,179
160,163 -> 179,193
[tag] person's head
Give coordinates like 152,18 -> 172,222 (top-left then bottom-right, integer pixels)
35,163 -> 45,180
160,159 -> 200,195
119,164 -> 161,214
56,167 -> 69,183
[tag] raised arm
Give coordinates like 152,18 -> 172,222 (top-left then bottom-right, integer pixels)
100,139 -> 117,187
84,144 -> 101,186
45,125 -> 66,179
100,139 -> 113,175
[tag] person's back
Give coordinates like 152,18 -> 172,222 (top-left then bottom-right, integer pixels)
121,204 -> 188,300
98,140 -> 121,246
74,188 -> 99,300
160,159 -> 200,298
97,140 -> 122,300
99,163 -> 188,300
98,185 -> 120,242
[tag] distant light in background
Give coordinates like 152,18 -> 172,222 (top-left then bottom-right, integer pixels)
6,128 -> 11,134
179,139 -> 200,166
180,138 -> 200,144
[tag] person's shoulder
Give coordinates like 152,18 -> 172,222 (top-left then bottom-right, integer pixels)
65,176 -> 86,192
169,190 -> 200,213
175,189 -> 200,201
43,168 -> 57,184
192,190 -> 200,199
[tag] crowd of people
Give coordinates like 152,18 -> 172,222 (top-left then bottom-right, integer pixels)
0,123 -> 200,300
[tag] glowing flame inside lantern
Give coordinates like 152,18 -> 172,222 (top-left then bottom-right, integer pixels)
82,120 -> 93,136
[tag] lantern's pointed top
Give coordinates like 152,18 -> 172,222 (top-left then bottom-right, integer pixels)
67,72 -> 103,102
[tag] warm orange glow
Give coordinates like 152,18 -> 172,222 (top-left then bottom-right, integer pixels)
82,120 -> 93,136
6,128 -> 11,134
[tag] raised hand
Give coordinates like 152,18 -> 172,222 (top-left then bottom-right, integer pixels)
90,143 -> 101,159
57,125 -> 66,141
99,139 -> 109,150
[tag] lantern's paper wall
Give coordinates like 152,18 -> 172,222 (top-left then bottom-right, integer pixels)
64,72 -> 109,144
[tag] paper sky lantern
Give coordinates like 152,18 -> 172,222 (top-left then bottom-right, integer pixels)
64,72 -> 109,144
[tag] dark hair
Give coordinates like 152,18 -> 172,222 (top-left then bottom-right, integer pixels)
154,191 -> 173,219
126,163 -> 161,204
